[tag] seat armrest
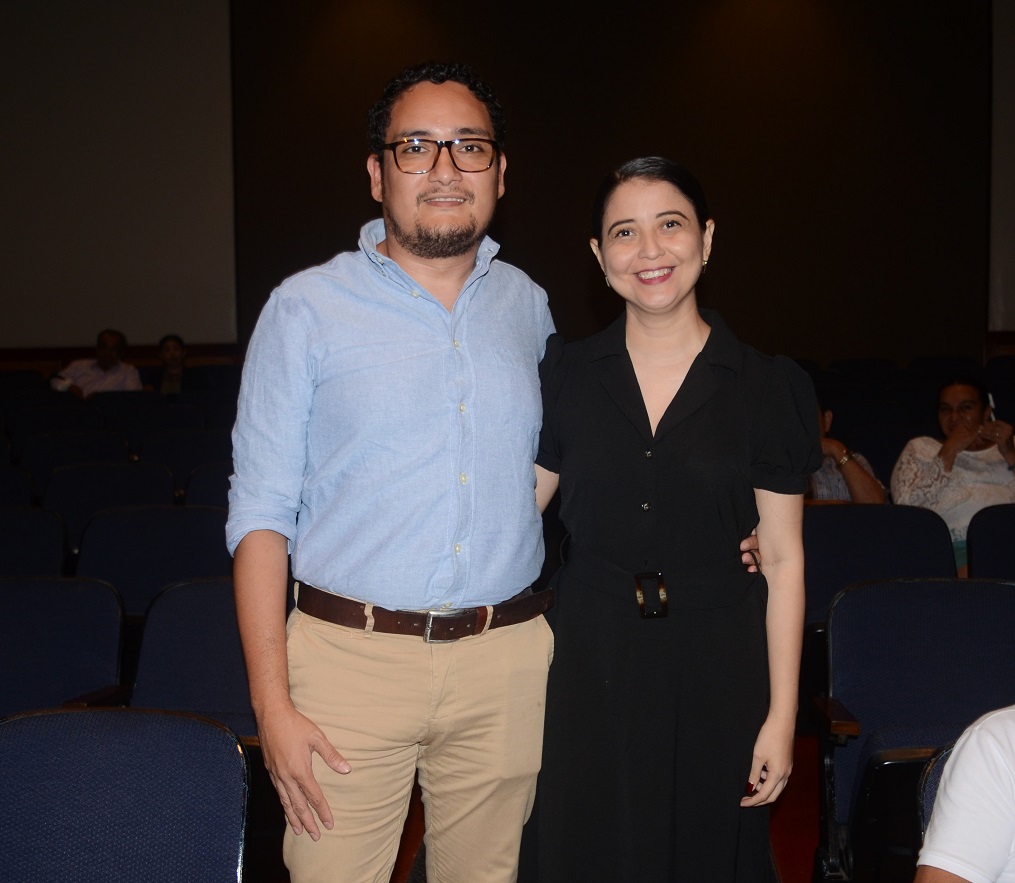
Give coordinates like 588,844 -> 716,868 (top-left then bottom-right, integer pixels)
63,683 -> 132,707
813,695 -> 861,739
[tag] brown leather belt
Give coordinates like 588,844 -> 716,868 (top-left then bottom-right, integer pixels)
296,582 -> 554,642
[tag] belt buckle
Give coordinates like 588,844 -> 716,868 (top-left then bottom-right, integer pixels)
634,571 -> 667,619
423,608 -> 463,643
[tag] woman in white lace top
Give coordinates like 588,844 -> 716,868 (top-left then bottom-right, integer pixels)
891,375 -> 1015,575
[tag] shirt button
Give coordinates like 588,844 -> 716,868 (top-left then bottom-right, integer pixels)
459,402 -> 466,413
644,450 -> 653,458
641,502 -> 651,511
411,290 -> 420,298
453,339 -> 460,348
459,473 -> 468,484
454,543 -> 462,554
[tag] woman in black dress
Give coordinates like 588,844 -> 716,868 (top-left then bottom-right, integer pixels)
524,157 -> 821,881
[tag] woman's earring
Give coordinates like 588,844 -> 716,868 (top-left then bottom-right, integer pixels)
701,259 -> 708,274
604,274 -> 612,289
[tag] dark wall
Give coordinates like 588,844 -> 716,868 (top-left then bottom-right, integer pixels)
1,3 -> 236,350
231,1 -> 991,366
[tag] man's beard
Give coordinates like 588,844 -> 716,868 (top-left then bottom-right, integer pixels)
384,206 -> 484,260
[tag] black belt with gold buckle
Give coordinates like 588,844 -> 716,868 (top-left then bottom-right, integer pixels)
634,571 -> 668,618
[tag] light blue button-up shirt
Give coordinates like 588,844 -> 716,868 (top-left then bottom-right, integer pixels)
226,219 -> 555,609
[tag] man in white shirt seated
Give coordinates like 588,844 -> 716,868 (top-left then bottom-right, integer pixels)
51,328 -> 142,399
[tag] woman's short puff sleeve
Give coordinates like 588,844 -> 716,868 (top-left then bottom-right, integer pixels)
748,354 -> 823,494
536,332 -> 566,474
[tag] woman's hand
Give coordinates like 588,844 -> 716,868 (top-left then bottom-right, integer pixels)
939,421 -> 983,470
978,418 -> 1015,463
740,713 -> 795,807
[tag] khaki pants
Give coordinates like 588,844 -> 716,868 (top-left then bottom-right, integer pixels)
283,604 -> 554,883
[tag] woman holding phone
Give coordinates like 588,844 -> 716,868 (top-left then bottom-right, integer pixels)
891,375 -> 1015,575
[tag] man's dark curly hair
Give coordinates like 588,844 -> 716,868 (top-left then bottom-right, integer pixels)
366,61 -> 506,157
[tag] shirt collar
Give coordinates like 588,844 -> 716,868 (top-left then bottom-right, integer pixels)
588,307 -> 743,374
358,218 -> 502,277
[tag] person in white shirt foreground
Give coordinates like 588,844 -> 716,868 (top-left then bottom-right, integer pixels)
915,703 -> 1015,883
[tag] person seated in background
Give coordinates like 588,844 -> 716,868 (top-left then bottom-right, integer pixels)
50,328 -> 142,399
891,375 -> 1015,576
915,703 -> 1015,882
806,395 -> 886,504
141,333 -> 206,395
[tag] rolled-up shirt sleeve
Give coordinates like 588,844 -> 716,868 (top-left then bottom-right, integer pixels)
227,287 -> 315,555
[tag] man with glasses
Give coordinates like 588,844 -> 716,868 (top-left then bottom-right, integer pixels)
227,61 -> 555,883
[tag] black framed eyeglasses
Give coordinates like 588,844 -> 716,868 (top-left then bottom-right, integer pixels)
382,138 -> 499,174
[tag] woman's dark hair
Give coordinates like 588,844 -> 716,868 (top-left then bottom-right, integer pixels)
366,61 -> 506,157
937,375 -> 990,407
158,334 -> 185,349
590,156 -> 711,241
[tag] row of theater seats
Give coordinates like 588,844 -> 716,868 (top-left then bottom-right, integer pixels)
1,377 -> 236,515
796,501 -> 1015,881
0,575 -> 252,732
0,374 -> 237,574
811,574 -> 1015,882
2,457 -> 232,552
0,575 -> 284,881
0,368 -> 284,880
0,371 -> 244,699
0,502 -> 237,690
0,367 -> 235,452
0,370 -> 237,466
799,502 -> 1015,711
807,501 -> 1015,603
0,705 -> 249,881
